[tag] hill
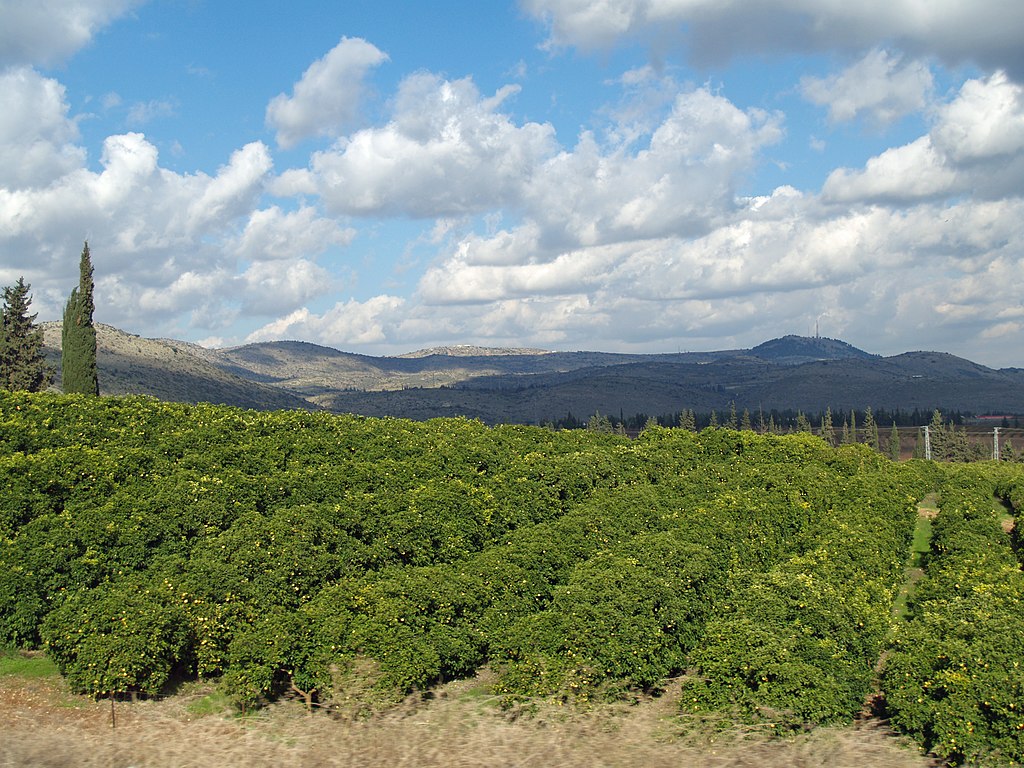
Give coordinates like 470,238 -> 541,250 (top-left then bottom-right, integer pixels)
40,324 -> 1024,421
41,323 -> 314,412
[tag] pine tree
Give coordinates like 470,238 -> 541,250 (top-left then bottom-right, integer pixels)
741,408 -> 753,431
708,410 -> 719,428
0,277 -> 52,391
889,423 -> 901,461
821,407 -> 835,446
586,411 -> 612,433
680,409 -> 696,431
928,409 -> 946,460
863,406 -> 879,450
727,402 -> 738,430
61,242 -> 99,395
795,411 -> 812,433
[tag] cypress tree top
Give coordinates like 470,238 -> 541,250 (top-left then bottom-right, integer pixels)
61,242 -> 99,396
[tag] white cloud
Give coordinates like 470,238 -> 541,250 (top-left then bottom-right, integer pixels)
384,175 -> 1024,363
931,71 -> 1024,162
266,37 -> 388,149
126,98 -> 176,126
523,0 -> 1024,78
231,205 -> 355,262
0,0 -> 142,67
245,295 -> 406,346
304,73 -> 556,217
183,142 -> 273,235
0,63 -> 366,344
801,48 -> 933,126
0,68 -> 85,189
522,87 -> 783,250
822,71 -> 1024,204
822,137 -> 956,203
402,81 -> 782,286
238,258 -> 333,314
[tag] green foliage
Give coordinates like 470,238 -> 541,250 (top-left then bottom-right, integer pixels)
0,277 -> 52,392
42,573 -> 194,696
681,464 -> 923,727
496,533 -> 724,698
883,469 -> 1024,766
1,388 -> 1023,767
60,242 -> 98,396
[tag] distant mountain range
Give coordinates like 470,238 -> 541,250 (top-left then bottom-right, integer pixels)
40,323 -> 1024,423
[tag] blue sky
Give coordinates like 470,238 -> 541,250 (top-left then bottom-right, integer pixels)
2,1 -> 1024,367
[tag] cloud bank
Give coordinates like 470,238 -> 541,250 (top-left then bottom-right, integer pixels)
2,1 -> 1024,369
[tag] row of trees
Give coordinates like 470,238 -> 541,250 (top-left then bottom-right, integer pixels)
581,405 -> 1022,464
0,243 -> 97,395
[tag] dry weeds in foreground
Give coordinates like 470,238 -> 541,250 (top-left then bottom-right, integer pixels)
1,674 -> 938,768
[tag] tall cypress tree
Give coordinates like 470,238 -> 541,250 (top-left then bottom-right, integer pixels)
863,406 -> 879,450
0,277 -> 52,392
820,407 -> 836,446
61,242 -> 99,395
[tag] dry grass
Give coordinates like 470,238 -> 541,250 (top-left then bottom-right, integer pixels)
0,669 -> 938,768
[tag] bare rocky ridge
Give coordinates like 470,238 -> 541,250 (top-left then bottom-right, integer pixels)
41,323 -> 314,411
40,323 -> 1024,421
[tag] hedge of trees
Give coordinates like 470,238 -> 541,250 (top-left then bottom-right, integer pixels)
883,467 -> 1024,765
1,391 -> 1022,765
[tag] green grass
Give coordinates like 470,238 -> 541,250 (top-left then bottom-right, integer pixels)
185,688 -> 235,718
0,649 -> 59,679
892,510 -> 934,621
991,493 -> 1015,529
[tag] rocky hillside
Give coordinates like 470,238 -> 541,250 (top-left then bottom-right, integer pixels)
39,323 -> 1024,422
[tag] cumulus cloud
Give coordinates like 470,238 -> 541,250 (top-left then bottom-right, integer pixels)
931,71 -> 1024,162
245,295 -> 406,346
304,73 -> 556,217
822,137 -> 956,203
0,81 -> 348,339
0,68 -> 85,189
238,258 -> 333,314
402,81 -> 782,297
801,48 -> 933,126
823,71 -> 1024,204
231,205 -> 355,262
266,37 -> 388,149
0,0 -> 142,67
398,151 -> 1024,362
522,86 -> 783,250
522,0 -> 1024,79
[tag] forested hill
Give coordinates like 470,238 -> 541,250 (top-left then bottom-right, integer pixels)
40,323 -> 1024,420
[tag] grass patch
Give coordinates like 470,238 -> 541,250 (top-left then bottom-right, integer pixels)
185,688 -> 235,718
908,516 -> 933,568
992,492 -> 1016,532
916,492 -> 939,516
0,649 -> 58,679
892,508 -> 934,621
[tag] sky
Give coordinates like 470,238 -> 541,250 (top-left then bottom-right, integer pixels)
2,1 -> 1024,367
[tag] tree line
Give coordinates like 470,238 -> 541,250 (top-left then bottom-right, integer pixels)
558,404 -> 1020,463
0,243 -> 97,395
